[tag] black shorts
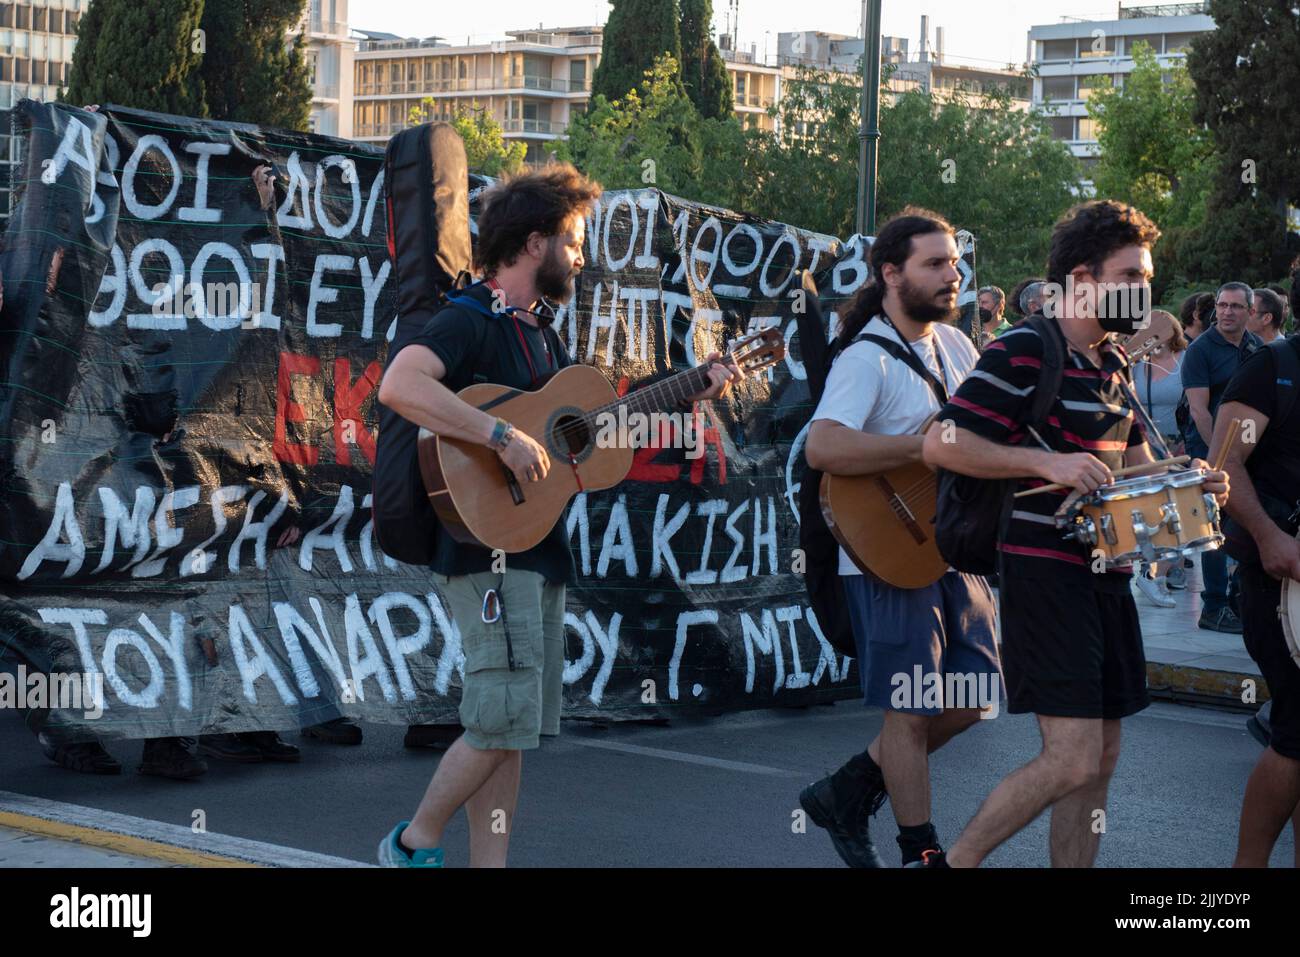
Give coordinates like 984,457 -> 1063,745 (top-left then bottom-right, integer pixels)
1239,563 -> 1300,761
998,560 -> 1150,720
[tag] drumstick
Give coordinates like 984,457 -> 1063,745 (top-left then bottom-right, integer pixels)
1211,417 -> 1242,473
1013,455 -> 1191,498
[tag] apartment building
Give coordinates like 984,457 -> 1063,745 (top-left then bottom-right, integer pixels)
352,26 -> 600,165
1028,2 -> 1214,176
777,19 -> 1030,110
301,0 -> 354,137
718,37 -> 779,132
0,0 -> 86,218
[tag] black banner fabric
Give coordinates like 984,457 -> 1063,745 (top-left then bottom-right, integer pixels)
0,102 -> 979,738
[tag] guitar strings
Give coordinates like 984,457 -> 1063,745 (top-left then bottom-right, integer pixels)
547,343 -> 776,448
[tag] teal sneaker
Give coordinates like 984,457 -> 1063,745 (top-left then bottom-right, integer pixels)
378,822 -> 444,868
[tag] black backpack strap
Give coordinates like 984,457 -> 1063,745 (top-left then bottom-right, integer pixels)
443,288 -> 498,385
1023,315 -> 1065,432
854,332 -> 949,406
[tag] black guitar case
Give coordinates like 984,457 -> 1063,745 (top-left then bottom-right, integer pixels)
371,123 -> 473,565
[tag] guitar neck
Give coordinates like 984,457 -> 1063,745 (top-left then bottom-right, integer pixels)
590,362 -> 717,421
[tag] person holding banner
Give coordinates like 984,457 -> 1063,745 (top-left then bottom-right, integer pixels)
374,164 -> 740,868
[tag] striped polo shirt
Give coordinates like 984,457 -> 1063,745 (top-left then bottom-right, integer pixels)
939,322 -> 1151,587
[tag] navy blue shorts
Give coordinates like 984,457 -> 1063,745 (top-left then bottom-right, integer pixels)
845,572 -> 1002,715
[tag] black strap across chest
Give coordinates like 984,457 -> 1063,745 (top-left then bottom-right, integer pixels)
851,326 -> 950,406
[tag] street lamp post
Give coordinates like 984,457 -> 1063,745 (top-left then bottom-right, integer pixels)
856,0 -> 882,237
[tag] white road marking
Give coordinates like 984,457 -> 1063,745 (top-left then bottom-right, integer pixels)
0,790 -> 372,868
565,737 -> 805,777
1131,701 -> 1251,730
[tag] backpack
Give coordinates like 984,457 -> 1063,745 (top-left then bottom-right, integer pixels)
933,314 -> 1066,576
371,123 -> 473,566
1222,336 -> 1300,564
794,271 -> 858,658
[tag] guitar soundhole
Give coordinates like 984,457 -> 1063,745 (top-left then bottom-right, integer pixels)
551,412 -> 592,458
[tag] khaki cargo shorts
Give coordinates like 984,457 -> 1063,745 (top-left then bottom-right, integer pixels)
433,569 -> 565,751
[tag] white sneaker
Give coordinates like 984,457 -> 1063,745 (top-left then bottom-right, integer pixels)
1133,573 -> 1176,608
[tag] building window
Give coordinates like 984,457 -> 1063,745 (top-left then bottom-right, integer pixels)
1076,116 -> 1098,141
569,58 -> 586,89
1080,34 -> 1116,58
1038,39 -> 1075,61
1124,35 -> 1163,56
1076,74 -> 1115,99
1047,115 -> 1074,140
736,74 -> 746,97
1165,33 -> 1198,54
1040,74 -> 1075,101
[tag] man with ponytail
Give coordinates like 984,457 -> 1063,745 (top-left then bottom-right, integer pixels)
799,207 -> 1003,867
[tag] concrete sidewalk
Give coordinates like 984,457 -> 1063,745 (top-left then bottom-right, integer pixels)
1133,559 -> 1264,706
0,824 -> 172,867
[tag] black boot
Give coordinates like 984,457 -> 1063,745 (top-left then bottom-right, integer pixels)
799,750 -> 889,868
138,737 -> 207,780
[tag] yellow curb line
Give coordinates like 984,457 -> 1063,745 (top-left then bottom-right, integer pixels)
0,811 -> 259,868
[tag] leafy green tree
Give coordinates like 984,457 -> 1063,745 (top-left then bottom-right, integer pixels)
1186,0 -> 1300,282
199,0 -> 313,131
592,0 -> 683,103
678,0 -> 732,119
65,0 -> 206,115
1087,41 -> 1216,294
554,55 -> 748,209
1087,42 -> 1212,228
407,100 -> 527,176
744,67 -> 1079,292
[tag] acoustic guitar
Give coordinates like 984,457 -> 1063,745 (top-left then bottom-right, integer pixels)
820,314 -> 1179,589
819,417 -> 947,590
420,329 -> 785,552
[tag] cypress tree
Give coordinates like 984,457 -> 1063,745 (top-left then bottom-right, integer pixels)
593,0 -> 682,103
679,0 -> 732,119
65,0 -> 206,116
199,0 -> 313,131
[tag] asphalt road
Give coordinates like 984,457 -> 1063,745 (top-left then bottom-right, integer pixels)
0,698 -> 1292,868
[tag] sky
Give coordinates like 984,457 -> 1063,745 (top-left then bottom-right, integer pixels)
350,0 -> 1134,68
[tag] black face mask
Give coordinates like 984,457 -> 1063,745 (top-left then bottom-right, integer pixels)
978,307 -> 994,324
1096,285 -> 1151,335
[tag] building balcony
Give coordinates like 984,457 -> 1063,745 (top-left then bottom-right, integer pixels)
354,75 -> 592,97
308,18 -> 350,38
354,121 -> 415,138
313,82 -> 340,100
501,118 -> 560,135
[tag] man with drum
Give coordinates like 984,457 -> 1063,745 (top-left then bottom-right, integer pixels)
1211,334 -> 1300,867
922,200 -> 1230,867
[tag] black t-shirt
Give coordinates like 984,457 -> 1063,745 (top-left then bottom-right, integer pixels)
1220,336 -> 1300,510
398,283 -> 576,584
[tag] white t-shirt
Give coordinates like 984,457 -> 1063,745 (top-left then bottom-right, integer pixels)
811,316 -> 980,575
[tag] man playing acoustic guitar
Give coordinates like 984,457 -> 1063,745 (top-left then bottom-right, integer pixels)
801,208 -> 1001,867
375,164 -> 739,867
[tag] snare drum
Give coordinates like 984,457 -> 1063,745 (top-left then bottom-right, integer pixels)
1280,578 -> 1300,671
1057,468 -> 1223,568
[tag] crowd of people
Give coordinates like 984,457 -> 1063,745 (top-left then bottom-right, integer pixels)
8,153 -> 1296,869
